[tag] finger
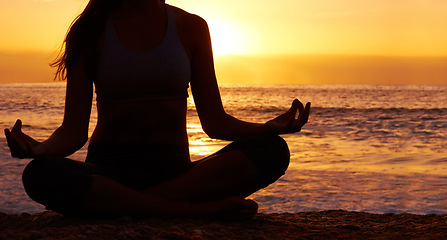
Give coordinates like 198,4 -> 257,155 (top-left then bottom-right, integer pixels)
11,119 -> 22,134
293,99 -> 305,120
292,102 -> 311,132
5,135 -> 20,157
287,113 -> 296,129
305,102 -> 311,118
285,101 -> 301,127
5,126 -> 29,158
4,128 -> 17,147
291,120 -> 304,133
4,128 -> 10,140
4,129 -> 15,148
299,102 -> 311,124
295,99 -> 304,114
305,102 -> 311,110
285,99 -> 299,118
302,102 -> 311,119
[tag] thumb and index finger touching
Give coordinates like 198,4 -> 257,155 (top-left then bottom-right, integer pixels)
5,119 -> 18,140
291,99 -> 311,130
5,119 -> 23,136
4,119 -> 35,158
290,99 -> 311,120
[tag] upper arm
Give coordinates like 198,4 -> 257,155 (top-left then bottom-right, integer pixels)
62,57 -> 93,138
181,14 -> 227,130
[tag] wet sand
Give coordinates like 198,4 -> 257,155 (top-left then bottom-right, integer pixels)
1,210 -> 446,239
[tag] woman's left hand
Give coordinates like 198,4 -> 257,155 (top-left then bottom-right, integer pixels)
264,99 -> 311,135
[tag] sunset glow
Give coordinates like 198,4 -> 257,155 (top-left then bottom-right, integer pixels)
2,0 -> 446,56
1,0 -> 446,84
172,0 -> 447,57
206,18 -> 255,56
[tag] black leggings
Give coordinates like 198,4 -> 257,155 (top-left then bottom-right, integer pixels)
22,135 -> 290,216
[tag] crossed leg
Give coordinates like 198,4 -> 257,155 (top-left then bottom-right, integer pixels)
23,135 -> 289,219
83,150 -> 263,218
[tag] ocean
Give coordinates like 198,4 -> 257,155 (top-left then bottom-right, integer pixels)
1,83 -> 446,215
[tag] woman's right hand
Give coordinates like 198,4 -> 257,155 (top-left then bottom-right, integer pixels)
4,119 -> 48,159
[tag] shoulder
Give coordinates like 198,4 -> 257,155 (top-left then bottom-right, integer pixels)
169,5 -> 210,36
169,5 -> 212,57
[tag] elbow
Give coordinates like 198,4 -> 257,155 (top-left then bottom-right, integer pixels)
202,125 -> 219,139
200,112 -> 236,140
202,124 -> 232,141
72,128 -> 89,146
65,133 -> 88,156
64,135 -> 88,157
60,125 -> 89,152
75,134 -> 89,149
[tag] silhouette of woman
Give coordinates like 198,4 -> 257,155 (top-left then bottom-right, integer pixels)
4,0 -> 310,219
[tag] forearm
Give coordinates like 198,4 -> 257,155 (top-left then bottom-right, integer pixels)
41,124 -> 88,157
204,113 -> 269,141
202,99 -> 311,140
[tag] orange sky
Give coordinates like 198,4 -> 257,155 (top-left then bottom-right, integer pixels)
0,0 -> 446,84
175,0 -> 447,57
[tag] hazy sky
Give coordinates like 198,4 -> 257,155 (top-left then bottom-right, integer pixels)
176,0 -> 447,56
1,0 -> 447,56
0,0 -> 446,84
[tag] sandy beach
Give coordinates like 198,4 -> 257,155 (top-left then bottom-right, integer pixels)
1,210 -> 446,240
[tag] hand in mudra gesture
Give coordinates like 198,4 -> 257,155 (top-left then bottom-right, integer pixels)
264,99 -> 311,135
4,119 -> 48,159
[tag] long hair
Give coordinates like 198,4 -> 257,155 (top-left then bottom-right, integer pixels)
52,0 -> 166,81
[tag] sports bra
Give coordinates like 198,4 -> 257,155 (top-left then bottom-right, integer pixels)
95,5 -> 191,103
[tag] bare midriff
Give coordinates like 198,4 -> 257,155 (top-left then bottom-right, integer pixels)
90,98 -> 190,158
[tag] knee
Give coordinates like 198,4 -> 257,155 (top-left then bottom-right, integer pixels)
22,157 -> 68,206
241,135 -> 290,185
22,158 -> 54,206
270,135 -> 290,163
260,135 -> 290,176
22,157 -> 93,216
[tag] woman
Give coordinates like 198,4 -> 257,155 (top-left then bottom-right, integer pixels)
4,0 -> 310,219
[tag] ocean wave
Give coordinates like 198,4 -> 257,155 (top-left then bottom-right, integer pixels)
2,83 -> 446,215
427,157 -> 447,164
